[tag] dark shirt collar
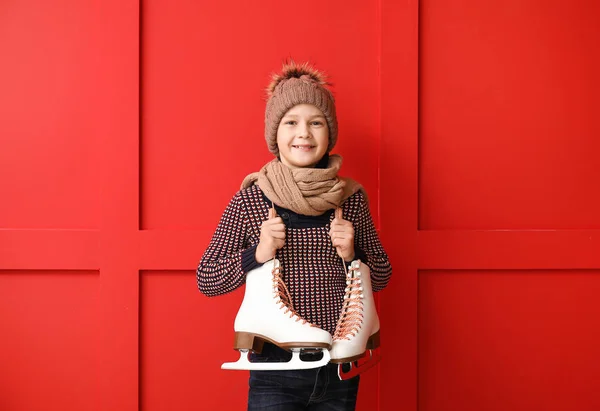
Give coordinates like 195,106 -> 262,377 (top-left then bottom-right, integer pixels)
315,153 -> 330,169
275,153 -> 330,169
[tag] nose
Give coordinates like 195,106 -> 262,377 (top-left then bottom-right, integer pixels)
297,123 -> 311,138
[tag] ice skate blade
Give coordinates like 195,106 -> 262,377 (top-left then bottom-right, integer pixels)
336,349 -> 381,380
222,349 -> 331,371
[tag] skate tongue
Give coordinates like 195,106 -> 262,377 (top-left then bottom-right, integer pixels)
273,262 -> 309,325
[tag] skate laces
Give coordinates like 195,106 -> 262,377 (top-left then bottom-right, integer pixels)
333,260 -> 365,341
271,261 -> 309,325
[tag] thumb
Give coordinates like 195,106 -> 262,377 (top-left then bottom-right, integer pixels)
268,207 -> 277,220
335,208 -> 343,220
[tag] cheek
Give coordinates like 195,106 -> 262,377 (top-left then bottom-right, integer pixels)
276,132 -> 290,151
317,131 -> 329,148
317,124 -> 329,140
275,128 -> 285,147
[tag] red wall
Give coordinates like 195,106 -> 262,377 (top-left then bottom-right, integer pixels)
2,1 -> 600,411
380,1 -> 600,410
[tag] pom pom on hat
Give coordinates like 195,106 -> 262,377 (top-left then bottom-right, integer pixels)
266,61 -> 329,97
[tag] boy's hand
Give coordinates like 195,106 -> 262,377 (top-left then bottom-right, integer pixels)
329,208 -> 355,261
255,208 -> 286,263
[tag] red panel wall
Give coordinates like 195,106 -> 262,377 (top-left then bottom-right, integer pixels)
378,0 -> 600,410
0,1 -> 102,230
418,270 -> 600,411
419,0 -> 600,230
0,272 -> 99,411
1,1 -> 138,410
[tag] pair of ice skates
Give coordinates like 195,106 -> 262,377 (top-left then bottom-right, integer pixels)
221,258 -> 381,380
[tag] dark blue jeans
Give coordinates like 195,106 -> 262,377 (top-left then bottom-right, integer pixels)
247,343 -> 360,411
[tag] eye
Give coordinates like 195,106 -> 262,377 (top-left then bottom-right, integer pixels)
311,121 -> 324,126
284,120 -> 297,125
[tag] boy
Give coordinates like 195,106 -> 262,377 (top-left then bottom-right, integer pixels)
197,60 -> 392,410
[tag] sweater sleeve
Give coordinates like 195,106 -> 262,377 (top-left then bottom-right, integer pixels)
353,192 -> 392,292
196,191 -> 253,297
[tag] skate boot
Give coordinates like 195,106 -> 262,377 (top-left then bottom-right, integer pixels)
330,260 -> 381,380
221,258 -> 332,371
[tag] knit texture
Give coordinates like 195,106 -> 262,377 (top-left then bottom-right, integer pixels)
265,61 -> 337,156
240,154 -> 364,216
196,185 -> 392,335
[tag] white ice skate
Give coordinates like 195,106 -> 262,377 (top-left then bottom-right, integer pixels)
330,260 -> 381,380
221,259 -> 332,371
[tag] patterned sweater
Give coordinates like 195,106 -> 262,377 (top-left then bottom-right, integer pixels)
196,184 -> 392,335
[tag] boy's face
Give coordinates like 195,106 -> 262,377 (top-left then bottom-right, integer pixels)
276,104 -> 329,169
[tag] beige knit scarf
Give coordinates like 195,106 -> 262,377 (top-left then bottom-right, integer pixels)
241,154 -> 365,216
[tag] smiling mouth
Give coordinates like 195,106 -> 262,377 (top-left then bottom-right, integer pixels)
292,145 -> 315,150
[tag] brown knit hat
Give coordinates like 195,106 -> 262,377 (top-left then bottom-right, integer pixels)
264,61 -> 338,156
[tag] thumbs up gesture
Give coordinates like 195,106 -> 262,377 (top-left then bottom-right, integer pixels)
255,208 -> 286,263
329,208 -> 355,261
